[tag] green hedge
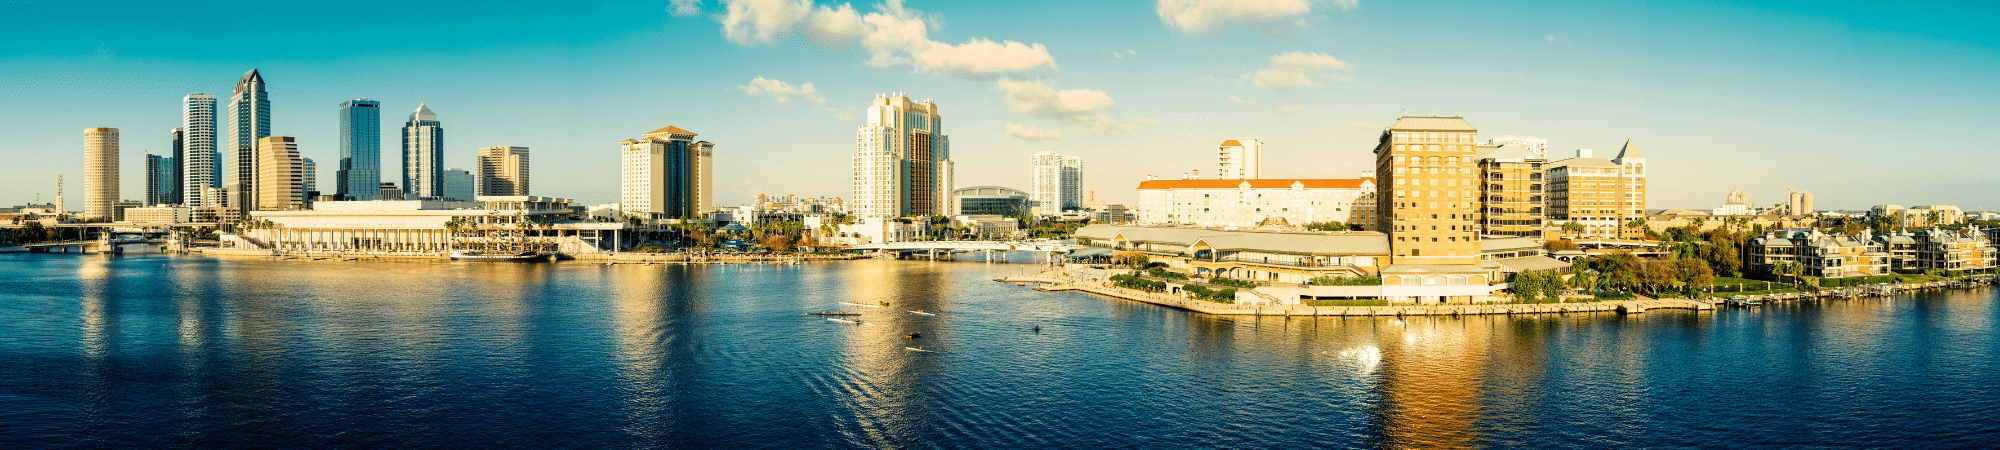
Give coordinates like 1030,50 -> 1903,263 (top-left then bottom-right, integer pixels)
1111,274 -> 1168,292
1146,268 -> 1188,280
1307,275 -> 1382,286
1206,277 -> 1256,288
1184,285 -> 1236,303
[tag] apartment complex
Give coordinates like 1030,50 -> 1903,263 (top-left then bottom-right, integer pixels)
1914,228 -> 1995,271
1473,143 -> 1548,238
182,94 -> 218,206
476,146 -> 530,196
1747,229 -> 1890,278
1029,151 -> 1083,215
619,126 -> 712,218
255,136 -> 304,211
1547,140 -> 1647,239
1217,139 -> 1264,179
337,98 -> 381,200
1136,178 -> 1374,228
852,94 -> 951,218
84,127 -> 119,220
403,103 -> 444,199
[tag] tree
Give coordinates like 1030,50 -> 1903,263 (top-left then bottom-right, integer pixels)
1545,239 -> 1582,252
1561,222 -> 1586,238
1302,221 -> 1346,232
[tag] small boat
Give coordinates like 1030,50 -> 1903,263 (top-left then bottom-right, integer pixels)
827,318 -> 872,325
908,310 -> 936,316
839,302 -> 884,308
904,347 -> 934,353
1727,296 -> 1762,307
805,312 -> 861,316
451,250 -> 551,262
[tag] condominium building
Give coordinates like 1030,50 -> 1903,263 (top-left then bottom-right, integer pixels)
1914,228 -> 1995,271
146,152 -> 177,206
1136,178 -> 1374,228
227,69 -> 270,212
1747,228 -> 1889,278
444,168 -> 475,202
255,136 -> 304,211
476,145 -> 530,196
403,103 -> 444,199
852,94 -> 951,218
1029,151 -> 1083,215
84,127 -> 119,220
337,98 -> 381,200
1473,143 -> 1548,238
1372,116 -> 1496,304
1547,140 -> 1647,239
1217,139 -> 1264,179
182,93 -> 218,206
619,126 -> 711,218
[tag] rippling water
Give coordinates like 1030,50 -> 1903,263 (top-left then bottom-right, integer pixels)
2,253 -> 1997,449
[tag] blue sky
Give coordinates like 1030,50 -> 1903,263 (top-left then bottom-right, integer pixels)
2,0 -> 1996,212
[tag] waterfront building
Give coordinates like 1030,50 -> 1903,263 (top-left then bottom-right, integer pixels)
192,206 -> 241,223
1075,224 -> 1387,283
1137,177 -> 1374,229
1372,116 -> 1497,304
111,200 -> 142,222
1747,228 -> 1890,278
444,168 -> 474,201
146,152 -> 178,207
403,103 -> 444,199
123,206 -> 191,223
337,98 -> 381,200
167,128 -> 184,205
1547,140 -> 1648,239
255,136 -> 304,211
477,146 -> 530,196
752,194 -> 848,215
1914,228 -> 1995,271
1874,231 -> 1921,270
182,94 -> 218,206
1898,205 -> 1965,228
84,127 -> 119,221
242,196 -> 623,254
952,185 -> 1027,217
1217,139 -> 1264,179
227,69 -> 270,212
1473,143 -> 1548,238
852,94 -> 952,218
619,126 -> 711,218
1028,151 -> 1083,215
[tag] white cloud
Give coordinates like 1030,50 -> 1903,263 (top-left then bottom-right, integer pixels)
995,78 -> 1153,135
1250,51 -> 1349,88
1274,105 -> 1304,112
719,0 -> 1056,78
1156,0 -> 1355,37
1111,49 -> 1138,58
1005,122 -> 1065,140
738,76 -> 826,104
1227,95 -> 1257,105
668,0 -> 704,17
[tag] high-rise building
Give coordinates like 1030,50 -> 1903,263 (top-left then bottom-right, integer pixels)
476,146 -> 530,196
1218,139 -> 1264,179
255,136 -> 303,211
444,168 -> 474,201
852,94 -> 951,218
227,69 -> 270,212
146,152 -> 178,206
620,126 -> 711,218
84,128 -> 119,220
168,127 -> 184,205
1473,142 -> 1548,238
302,157 -> 317,196
378,182 -> 404,200
1373,116 -> 1496,304
1028,151 -> 1083,215
403,103 -> 444,199
1547,140 -> 1647,238
182,94 -> 218,206
337,98 -> 381,200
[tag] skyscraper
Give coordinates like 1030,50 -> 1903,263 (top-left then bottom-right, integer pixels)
853,94 -> 951,218
227,69 -> 270,211
1218,139 -> 1264,179
146,152 -> 177,206
84,128 -> 119,220
443,168 -> 474,201
302,157 -> 317,197
620,126 -> 712,218
337,98 -> 380,200
255,136 -> 303,211
168,127 -> 184,205
182,93 -> 217,206
403,103 -> 444,199
1028,151 -> 1083,215
476,145 -> 529,196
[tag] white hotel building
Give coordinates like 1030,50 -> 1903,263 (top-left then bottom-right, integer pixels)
1136,178 -> 1376,228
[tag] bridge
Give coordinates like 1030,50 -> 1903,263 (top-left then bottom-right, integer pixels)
850,240 -> 1079,253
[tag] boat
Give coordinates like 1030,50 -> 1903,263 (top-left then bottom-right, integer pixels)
826,318 -> 871,325
450,250 -> 551,262
1727,296 -> 1762,307
805,312 -> 861,316
904,347 -> 934,353
839,302 -> 884,308
908,310 -> 936,316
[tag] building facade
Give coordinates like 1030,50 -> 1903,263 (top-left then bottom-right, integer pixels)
167,127 -> 184,205
228,69 -> 270,212
302,157 -> 317,198
1029,151 -> 1083,215
146,153 -> 177,206
1137,178 -> 1374,228
1547,140 -> 1647,239
476,146 -> 530,196
337,98 -> 381,200
182,94 -> 218,206
1217,139 -> 1264,179
84,127 -> 119,220
255,136 -> 304,211
1372,116 -> 1496,304
1748,229 -> 1890,278
1473,143 -> 1547,238
444,168 -> 475,202
619,126 -> 711,218
1915,228 -> 1995,271
953,185 -> 1029,216
403,103 -> 444,199
852,94 -> 951,218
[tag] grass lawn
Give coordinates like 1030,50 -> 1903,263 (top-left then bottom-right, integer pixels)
1713,277 -> 1765,286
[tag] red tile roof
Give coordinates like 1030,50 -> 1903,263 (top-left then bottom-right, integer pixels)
1220,139 -> 1242,147
646,126 -> 696,136
1137,178 -> 1373,190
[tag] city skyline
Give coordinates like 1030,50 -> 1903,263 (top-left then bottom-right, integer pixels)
3,1 -> 1997,211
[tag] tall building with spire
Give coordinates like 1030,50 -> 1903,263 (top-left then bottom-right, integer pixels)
182,93 -> 217,206
337,98 -> 380,200
403,103 -> 444,199
227,69 -> 270,211
852,94 -> 951,218
620,126 -> 712,218
84,128 -> 119,220
1548,139 -> 1647,239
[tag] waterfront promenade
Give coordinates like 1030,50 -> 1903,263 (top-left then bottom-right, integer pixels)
1002,268 -> 1712,316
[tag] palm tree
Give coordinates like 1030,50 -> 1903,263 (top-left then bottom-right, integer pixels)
1561,221 -> 1586,238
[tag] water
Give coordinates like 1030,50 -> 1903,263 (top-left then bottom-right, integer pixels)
2,253 -> 1997,449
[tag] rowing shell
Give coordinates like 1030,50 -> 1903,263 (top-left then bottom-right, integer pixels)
839,302 -> 884,308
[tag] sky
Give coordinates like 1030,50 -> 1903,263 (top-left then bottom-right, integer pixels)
2,0 -> 1997,212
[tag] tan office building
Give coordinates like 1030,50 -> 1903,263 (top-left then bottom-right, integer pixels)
84,127 -> 120,220
1548,139 -> 1647,238
477,146 -> 530,196
1372,116 -> 1498,304
1474,143 -> 1549,238
255,136 -> 304,211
